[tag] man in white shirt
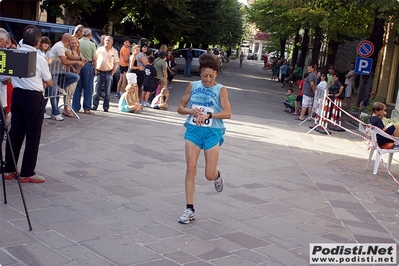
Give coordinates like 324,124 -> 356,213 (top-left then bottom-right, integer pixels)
3,26 -> 52,183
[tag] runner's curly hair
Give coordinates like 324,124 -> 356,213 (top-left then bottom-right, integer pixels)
198,53 -> 221,74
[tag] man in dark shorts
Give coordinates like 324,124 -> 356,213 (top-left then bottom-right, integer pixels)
116,37 -> 130,99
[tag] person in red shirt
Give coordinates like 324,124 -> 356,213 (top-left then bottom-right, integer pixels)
292,73 -> 308,115
263,52 -> 268,69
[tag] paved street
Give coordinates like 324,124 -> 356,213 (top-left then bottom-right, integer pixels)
1,58 -> 398,266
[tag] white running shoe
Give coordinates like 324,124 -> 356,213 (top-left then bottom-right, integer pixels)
44,113 -> 51,119
52,114 -> 64,121
178,208 -> 195,224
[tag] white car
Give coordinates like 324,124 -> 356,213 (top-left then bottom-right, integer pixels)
173,48 -> 207,74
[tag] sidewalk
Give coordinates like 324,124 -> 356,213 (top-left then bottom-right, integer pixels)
1,59 -> 398,266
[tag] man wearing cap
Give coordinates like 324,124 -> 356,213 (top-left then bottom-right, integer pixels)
92,35 -> 119,112
72,28 -> 97,114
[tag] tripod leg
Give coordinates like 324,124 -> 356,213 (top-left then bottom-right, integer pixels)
1,106 -> 33,231
15,175 -> 32,231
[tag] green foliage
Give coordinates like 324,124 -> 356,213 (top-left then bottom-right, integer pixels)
43,0 -> 245,47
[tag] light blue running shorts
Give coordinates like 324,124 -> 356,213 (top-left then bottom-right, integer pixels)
184,124 -> 225,150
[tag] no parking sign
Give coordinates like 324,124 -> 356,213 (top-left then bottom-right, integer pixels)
357,40 -> 374,58
355,41 -> 374,75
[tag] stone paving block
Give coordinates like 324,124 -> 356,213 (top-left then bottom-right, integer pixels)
233,249 -> 271,264
74,256 -> 115,266
209,238 -> 247,253
241,217 -> 307,239
256,245 -> 308,265
126,232 -> 159,245
185,261 -> 214,266
32,230 -> 76,249
0,249 -> 19,265
47,218 -> 114,242
6,242 -> 70,266
55,245 -> 98,261
197,247 -> 231,261
164,235 -> 217,257
81,235 -> 159,265
210,254 -> 257,266
133,258 -> 181,266
164,250 -> 198,264
220,232 -> 271,249
181,227 -> 220,241
140,223 -> 183,239
29,206 -> 83,224
144,241 -> 179,254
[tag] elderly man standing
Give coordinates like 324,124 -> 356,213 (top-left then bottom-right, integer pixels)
72,28 -> 97,114
91,35 -> 119,112
3,26 -> 52,183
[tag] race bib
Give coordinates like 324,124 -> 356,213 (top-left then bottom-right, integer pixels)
189,104 -> 214,127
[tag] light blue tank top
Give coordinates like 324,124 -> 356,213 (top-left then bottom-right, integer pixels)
184,80 -> 225,129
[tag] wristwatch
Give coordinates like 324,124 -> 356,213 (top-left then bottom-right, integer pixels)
207,112 -> 212,119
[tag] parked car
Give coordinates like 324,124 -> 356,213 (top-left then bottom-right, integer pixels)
0,16 -> 104,47
112,35 -> 149,52
173,48 -> 207,74
247,53 -> 258,60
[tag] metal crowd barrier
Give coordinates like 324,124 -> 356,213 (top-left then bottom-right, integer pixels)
45,60 -> 80,119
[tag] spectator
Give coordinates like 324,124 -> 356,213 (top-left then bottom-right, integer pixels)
0,28 -> 12,149
92,36 -> 119,112
184,47 -> 193,77
149,51 -> 167,103
327,66 -> 335,88
239,52 -> 244,68
72,24 -> 84,39
63,37 -> 83,117
317,72 -> 328,91
292,63 -> 302,86
292,73 -> 308,115
136,43 -> 149,93
369,102 -> 399,149
166,50 -> 176,83
151,87 -> 169,110
49,33 -> 82,120
72,28 -> 97,114
97,34 -> 105,48
283,88 -> 296,113
3,25 -> 52,183
263,52 -> 268,69
360,90 -> 377,109
279,61 -> 288,87
271,60 -> 278,81
142,56 -> 156,107
116,37 -> 131,99
344,62 -> 357,109
119,74 -> 143,114
297,64 -> 317,121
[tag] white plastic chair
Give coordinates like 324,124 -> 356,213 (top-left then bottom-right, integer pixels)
365,127 -> 399,174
